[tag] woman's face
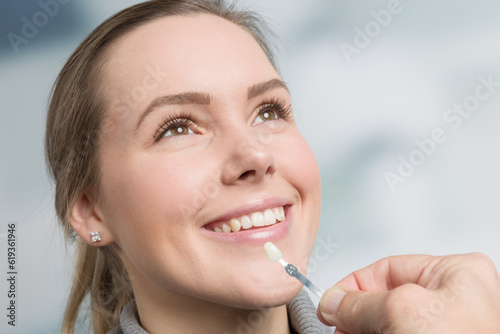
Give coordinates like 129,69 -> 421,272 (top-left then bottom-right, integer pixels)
97,14 -> 321,307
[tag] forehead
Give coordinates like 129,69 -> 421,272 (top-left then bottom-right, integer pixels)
100,14 -> 278,112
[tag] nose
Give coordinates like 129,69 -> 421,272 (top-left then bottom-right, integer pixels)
220,131 -> 276,185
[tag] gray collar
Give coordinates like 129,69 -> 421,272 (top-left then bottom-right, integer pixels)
108,290 -> 332,334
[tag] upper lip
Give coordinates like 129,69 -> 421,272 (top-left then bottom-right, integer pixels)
202,197 -> 291,228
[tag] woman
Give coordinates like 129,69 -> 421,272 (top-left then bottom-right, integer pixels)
45,1 -> 500,333
46,1 -> 323,333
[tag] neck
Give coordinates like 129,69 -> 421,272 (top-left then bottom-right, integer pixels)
132,282 -> 292,334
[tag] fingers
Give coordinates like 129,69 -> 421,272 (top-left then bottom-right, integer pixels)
315,255 -> 438,332
318,284 -> 433,333
335,255 -> 439,291
317,287 -> 387,332
317,253 -> 500,334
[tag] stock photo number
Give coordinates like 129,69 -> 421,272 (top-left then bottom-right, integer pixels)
6,222 -> 17,327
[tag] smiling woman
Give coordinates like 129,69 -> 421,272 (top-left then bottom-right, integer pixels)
45,1 -> 500,334
45,1 -> 323,333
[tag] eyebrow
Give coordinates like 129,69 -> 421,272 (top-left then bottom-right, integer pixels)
247,78 -> 289,100
135,78 -> 289,131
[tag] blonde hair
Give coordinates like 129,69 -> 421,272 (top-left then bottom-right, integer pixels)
44,1 -> 277,333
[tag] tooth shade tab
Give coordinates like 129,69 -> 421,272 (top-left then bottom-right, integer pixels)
264,242 -> 283,263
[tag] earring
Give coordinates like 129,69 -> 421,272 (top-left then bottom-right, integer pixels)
90,231 -> 101,243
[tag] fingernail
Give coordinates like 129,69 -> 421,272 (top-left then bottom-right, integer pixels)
320,287 -> 347,316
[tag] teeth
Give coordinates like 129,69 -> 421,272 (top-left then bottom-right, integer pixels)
209,206 -> 286,232
273,208 -> 281,221
263,209 -> 276,226
251,212 -> 264,227
241,215 -> 252,229
277,207 -> 285,221
229,218 -> 241,232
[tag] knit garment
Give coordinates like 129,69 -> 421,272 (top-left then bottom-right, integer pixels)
108,290 -> 332,334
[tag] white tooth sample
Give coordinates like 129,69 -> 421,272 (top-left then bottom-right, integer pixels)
241,215 -> 252,229
229,218 -> 241,232
214,227 -> 223,233
264,242 -> 283,263
273,208 -> 282,222
221,224 -> 231,233
263,209 -> 276,226
251,212 -> 264,227
278,207 -> 285,221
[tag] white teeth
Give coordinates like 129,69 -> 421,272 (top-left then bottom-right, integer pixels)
210,206 -> 286,232
263,209 -> 276,226
251,212 -> 264,227
273,208 -> 281,221
274,207 -> 285,221
278,207 -> 285,221
241,215 -> 252,229
229,218 -> 241,232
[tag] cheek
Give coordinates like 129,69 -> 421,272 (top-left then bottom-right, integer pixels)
277,132 -> 321,201
98,152 -> 219,291
98,152 -> 210,251
274,132 -> 322,269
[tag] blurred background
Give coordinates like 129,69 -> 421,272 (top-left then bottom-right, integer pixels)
1,0 -> 499,332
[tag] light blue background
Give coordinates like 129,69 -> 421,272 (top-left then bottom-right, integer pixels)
1,0 -> 499,332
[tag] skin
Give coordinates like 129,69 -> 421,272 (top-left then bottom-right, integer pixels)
69,14 -> 321,334
317,253 -> 500,334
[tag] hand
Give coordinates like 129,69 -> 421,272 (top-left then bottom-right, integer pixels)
316,253 -> 500,334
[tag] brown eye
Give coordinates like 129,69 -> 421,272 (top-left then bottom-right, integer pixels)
259,110 -> 277,121
155,113 -> 196,141
171,125 -> 190,136
252,99 -> 292,126
159,123 -> 194,139
254,109 -> 279,125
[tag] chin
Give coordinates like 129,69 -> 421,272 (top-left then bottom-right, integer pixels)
252,281 -> 304,308
211,273 -> 305,309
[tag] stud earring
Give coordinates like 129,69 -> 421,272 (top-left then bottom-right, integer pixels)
90,231 -> 101,243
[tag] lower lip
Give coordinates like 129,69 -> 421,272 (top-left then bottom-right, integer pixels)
200,206 -> 292,245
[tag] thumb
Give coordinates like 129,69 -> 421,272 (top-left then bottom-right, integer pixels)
317,287 -> 389,333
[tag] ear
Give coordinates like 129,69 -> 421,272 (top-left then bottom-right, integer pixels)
69,192 -> 114,246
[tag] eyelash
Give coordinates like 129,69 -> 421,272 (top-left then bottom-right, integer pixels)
153,98 -> 292,141
256,98 -> 292,121
154,112 -> 194,141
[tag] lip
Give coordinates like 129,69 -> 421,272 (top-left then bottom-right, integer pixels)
200,197 -> 292,244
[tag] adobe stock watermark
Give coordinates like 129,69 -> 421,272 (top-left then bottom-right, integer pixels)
7,0 -> 72,54
340,0 -> 408,64
384,74 -> 499,191
54,62 -> 167,179
5,222 -> 18,327
111,63 -> 169,122
307,234 -> 340,276
410,277 -> 466,330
